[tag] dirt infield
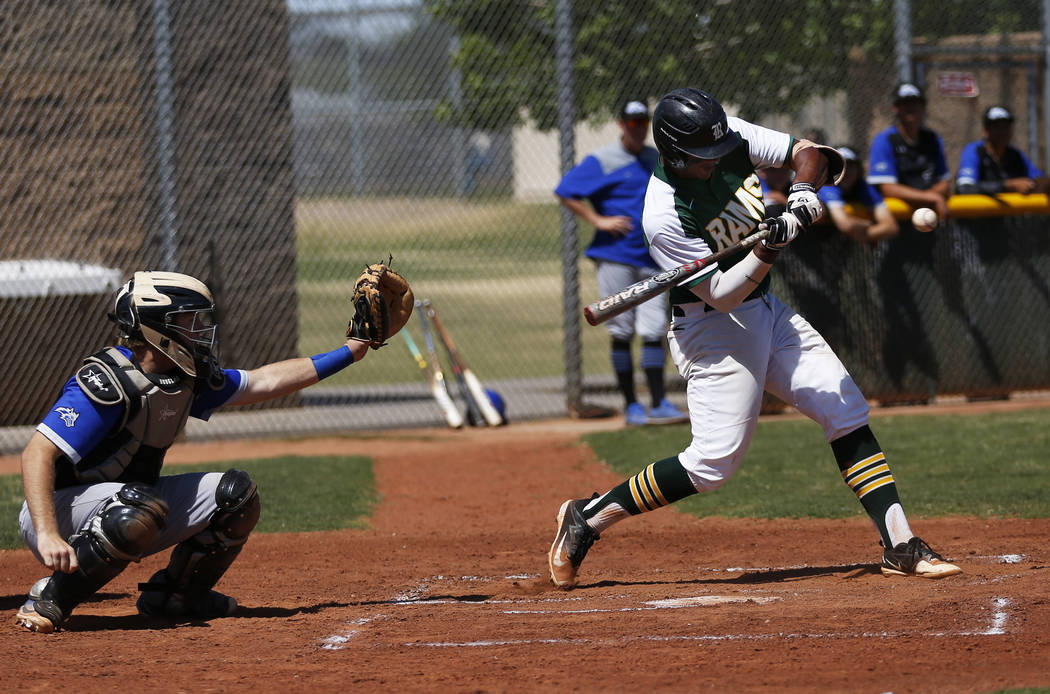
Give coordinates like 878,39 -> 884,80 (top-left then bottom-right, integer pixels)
2,410 -> 1049,693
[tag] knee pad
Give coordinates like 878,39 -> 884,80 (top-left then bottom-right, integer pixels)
212,468 -> 261,546
90,483 -> 170,562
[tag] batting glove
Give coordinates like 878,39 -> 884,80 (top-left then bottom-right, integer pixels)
759,213 -> 802,251
786,182 -> 824,227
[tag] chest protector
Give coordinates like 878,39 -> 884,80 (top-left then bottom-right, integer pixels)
65,347 -> 196,487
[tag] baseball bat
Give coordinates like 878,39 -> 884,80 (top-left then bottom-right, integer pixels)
583,227 -> 771,326
414,301 -> 467,429
401,329 -> 464,429
423,299 -> 504,427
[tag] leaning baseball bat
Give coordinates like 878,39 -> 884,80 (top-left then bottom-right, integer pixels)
583,227 -> 771,326
402,329 -> 464,429
414,302 -> 466,429
424,300 -> 504,427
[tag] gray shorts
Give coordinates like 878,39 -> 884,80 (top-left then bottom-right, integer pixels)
595,260 -> 669,342
19,472 -> 223,565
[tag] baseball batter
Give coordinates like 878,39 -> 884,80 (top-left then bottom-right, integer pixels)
16,267 -> 411,633
549,88 -> 962,588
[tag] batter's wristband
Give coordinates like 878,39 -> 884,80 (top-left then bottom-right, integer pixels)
753,243 -> 780,264
310,345 -> 355,380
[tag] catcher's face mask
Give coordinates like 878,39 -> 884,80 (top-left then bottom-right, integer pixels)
113,271 -> 220,378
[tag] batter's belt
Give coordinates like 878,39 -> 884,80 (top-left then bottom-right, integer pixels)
672,287 -> 769,316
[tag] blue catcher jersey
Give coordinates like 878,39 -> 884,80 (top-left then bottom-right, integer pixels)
38,346 -> 246,488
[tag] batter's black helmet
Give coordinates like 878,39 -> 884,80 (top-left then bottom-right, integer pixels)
111,271 -> 219,379
653,88 -> 741,169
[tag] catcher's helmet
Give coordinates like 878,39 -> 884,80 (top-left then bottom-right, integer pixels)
111,271 -> 218,379
653,88 -> 741,169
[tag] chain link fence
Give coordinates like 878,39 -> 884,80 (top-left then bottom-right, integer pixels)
2,0 -> 1049,449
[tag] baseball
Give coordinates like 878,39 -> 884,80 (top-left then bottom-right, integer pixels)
911,207 -> 938,232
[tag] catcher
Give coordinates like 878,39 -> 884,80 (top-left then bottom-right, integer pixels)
15,264 -> 411,633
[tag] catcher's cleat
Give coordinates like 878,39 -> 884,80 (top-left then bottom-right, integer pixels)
15,599 -> 61,634
15,577 -> 62,633
881,537 -> 962,578
137,588 -> 237,620
548,496 -> 600,589
137,570 -> 238,620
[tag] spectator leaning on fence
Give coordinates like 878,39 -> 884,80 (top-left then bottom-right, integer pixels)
818,146 -> 899,243
955,105 -> 1049,195
867,83 -> 951,223
554,98 -> 687,427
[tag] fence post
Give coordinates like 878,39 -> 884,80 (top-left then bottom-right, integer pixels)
893,0 -> 913,84
1043,0 -> 1050,170
151,0 -> 180,271
554,0 -> 582,416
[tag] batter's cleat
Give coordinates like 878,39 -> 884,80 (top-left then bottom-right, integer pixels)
548,496 -> 600,589
625,402 -> 648,426
647,398 -> 688,424
881,537 -> 962,578
137,570 -> 238,620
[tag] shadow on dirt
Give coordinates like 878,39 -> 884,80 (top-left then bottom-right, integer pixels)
582,563 -> 879,589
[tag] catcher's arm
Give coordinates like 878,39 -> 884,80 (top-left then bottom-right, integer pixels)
233,340 -> 369,406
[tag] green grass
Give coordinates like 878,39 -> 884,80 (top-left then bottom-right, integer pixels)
292,196 -> 634,388
583,409 -> 1050,519
0,455 -> 376,550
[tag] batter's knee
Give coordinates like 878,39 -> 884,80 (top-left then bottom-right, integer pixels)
821,387 -> 870,442
676,445 -> 743,493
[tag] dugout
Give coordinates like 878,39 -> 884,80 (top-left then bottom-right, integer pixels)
776,194 -> 1050,405
0,260 -> 124,425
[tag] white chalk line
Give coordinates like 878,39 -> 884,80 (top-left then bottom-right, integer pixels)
320,563 -> 1021,650
400,632 -> 925,648
320,616 -> 383,651
403,597 -> 1012,648
505,595 -> 780,614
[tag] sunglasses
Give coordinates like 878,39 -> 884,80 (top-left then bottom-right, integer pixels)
624,117 -> 650,128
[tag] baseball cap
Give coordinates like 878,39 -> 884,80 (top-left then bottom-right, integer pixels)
892,82 -> 925,104
620,99 -> 650,121
983,105 -> 1014,124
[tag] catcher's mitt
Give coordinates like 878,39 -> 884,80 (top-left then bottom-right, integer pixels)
346,260 -> 414,348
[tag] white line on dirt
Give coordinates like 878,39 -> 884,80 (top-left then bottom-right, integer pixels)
504,595 -> 780,614
320,575 -> 1015,650
320,617 -> 380,651
402,629 -> 996,648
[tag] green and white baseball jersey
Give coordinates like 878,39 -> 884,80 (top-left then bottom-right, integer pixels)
642,116 -> 793,305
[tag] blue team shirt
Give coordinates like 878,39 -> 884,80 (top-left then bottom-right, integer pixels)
956,140 -> 1043,186
818,180 -> 884,210
867,125 -> 950,189
38,345 -> 247,463
555,142 -> 659,268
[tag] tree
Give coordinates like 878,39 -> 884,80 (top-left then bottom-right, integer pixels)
424,0 -> 901,129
